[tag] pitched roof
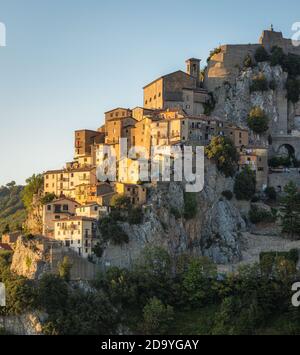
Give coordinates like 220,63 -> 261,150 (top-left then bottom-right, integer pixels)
143,70 -> 192,89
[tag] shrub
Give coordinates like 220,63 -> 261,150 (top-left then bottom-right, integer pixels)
222,190 -> 233,201
265,187 -> 277,201
234,168 -> 256,201
184,193 -> 198,220
268,156 -> 291,168
244,54 -> 253,68
40,193 -> 56,205
203,92 -> 216,115
92,243 -> 104,258
141,297 -> 174,335
58,256 -> 73,282
249,206 -> 276,224
110,194 -> 131,210
286,78 -> 300,103
254,46 -> 270,63
247,107 -> 269,134
251,196 -> 260,203
170,207 -> 182,220
21,174 -> 44,210
207,47 -> 221,63
250,73 -> 269,92
282,53 -> 300,77
270,46 -> 285,67
280,182 -> 300,239
99,216 -> 129,245
205,136 -> 239,177
260,249 -> 299,275
269,79 -> 277,91
128,207 -> 143,225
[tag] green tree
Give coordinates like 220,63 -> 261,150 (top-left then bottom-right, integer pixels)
205,136 -> 239,177
98,216 -> 129,245
110,194 -> 131,210
21,174 -> 44,210
250,73 -> 269,92
247,107 -> 269,134
183,257 -> 217,306
141,297 -> 174,335
280,182 -> 300,239
254,46 -> 270,62
234,168 -> 256,201
58,256 -> 73,282
286,78 -> 300,103
270,46 -> 285,67
184,193 -> 198,220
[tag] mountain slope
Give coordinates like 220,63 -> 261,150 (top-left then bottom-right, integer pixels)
0,183 -> 26,234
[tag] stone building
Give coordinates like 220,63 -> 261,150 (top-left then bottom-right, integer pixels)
143,58 -> 209,116
42,197 -> 80,238
54,216 -> 98,259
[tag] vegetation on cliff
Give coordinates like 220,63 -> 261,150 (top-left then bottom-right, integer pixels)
0,182 -> 26,235
205,136 -> 239,177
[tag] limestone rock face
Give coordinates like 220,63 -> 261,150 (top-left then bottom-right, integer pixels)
101,161 -> 246,268
10,236 -> 50,279
211,63 -> 289,138
0,312 -> 46,335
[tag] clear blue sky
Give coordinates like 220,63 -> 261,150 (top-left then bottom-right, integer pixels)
0,0 -> 299,185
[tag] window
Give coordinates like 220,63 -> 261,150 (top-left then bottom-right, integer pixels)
258,167 -> 264,171
55,215 -> 60,220
46,184 -> 49,188
47,205 -> 51,211
158,92 -> 161,97
46,175 -> 49,179
63,205 -> 68,211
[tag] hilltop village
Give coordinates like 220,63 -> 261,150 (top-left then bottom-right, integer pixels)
2,28 -> 300,269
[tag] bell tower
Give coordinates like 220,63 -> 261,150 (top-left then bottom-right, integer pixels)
186,58 -> 200,81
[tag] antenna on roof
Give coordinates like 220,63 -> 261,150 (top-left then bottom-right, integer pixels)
270,24 -> 274,31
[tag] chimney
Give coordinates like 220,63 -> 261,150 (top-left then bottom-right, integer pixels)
186,58 -> 200,81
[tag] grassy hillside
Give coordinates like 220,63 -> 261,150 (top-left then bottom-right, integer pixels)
0,182 -> 26,234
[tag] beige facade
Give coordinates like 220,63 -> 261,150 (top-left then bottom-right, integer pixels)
54,216 -> 98,259
75,203 -> 109,219
143,60 -> 209,116
115,182 -> 147,206
75,130 -> 104,158
44,167 -> 97,199
42,197 -> 79,238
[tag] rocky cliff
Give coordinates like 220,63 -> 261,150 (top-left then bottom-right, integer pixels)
0,312 -> 46,335
211,62 -> 289,137
101,160 -> 246,268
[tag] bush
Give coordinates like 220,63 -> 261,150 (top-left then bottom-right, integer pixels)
99,216 -> 129,245
222,190 -> 233,201
270,46 -> 285,67
58,256 -> 73,282
269,79 -> 277,91
170,207 -> 182,220
244,54 -> 253,68
250,73 -> 269,92
260,249 -> 299,275
268,156 -> 291,168
207,47 -> 221,63
234,168 -> 256,201
203,92 -> 216,116
21,174 -> 44,210
184,193 -> 198,220
40,193 -> 56,205
141,297 -> 174,335
128,207 -> 143,225
265,187 -> 277,201
247,107 -> 269,134
286,78 -> 300,103
254,46 -> 270,63
205,136 -> 239,177
249,206 -> 276,224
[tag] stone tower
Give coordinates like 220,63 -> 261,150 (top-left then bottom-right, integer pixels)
186,58 -> 200,82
